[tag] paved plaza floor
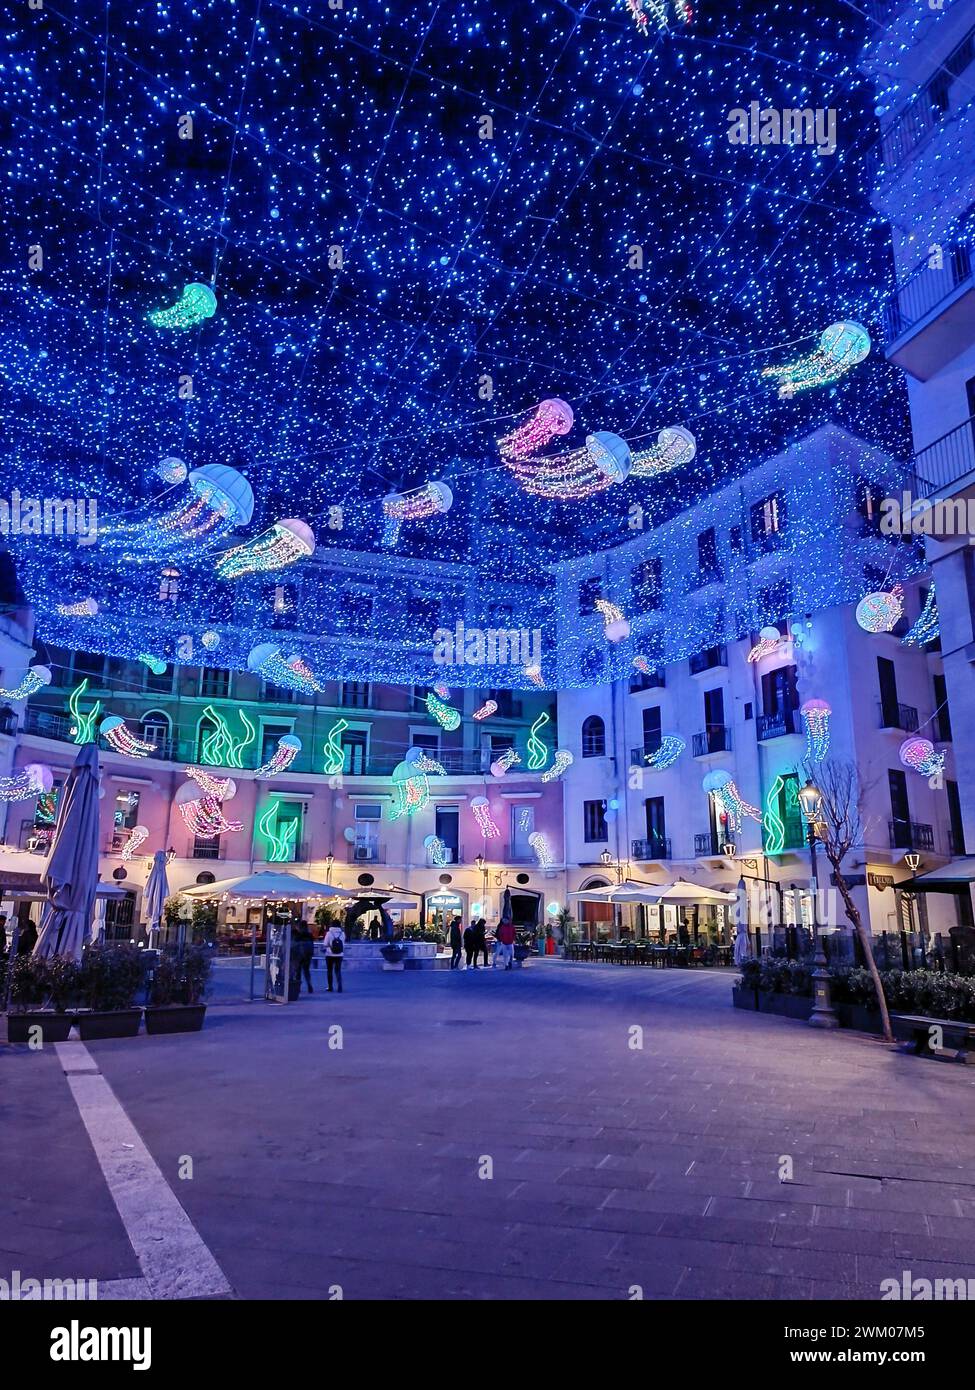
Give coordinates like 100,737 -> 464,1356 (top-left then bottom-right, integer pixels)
4,959 -> 975,1301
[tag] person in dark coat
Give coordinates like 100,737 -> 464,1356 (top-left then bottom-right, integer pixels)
17,921 -> 37,955
448,915 -> 463,969
476,917 -> 489,968
0,913 -> 7,956
293,923 -> 315,994
463,921 -> 477,969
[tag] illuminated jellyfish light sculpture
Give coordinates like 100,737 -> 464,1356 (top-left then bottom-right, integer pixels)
255,734 -> 302,780
524,664 -> 544,688
247,643 -> 323,696
389,748 -> 444,820
0,763 -> 53,803
498,398 -> 575,462
100,715 -> 156,758
491,748 -> 522,779
902,584 -> 940,647
541,749 -> 573,783
528,831 -> 555,868
595,598 -> 630,643
100,465 -> 255,560
800,699 -> 832,762
216,519 -> 316,580
703,769 -> 762,835
747,626 -> 782,663
624,0 -> 692,37
899,737 -> 946,780
382,482 -> 453,548
629,426 -> 697,478
505,429 -> 632,500
121,824 -> 150,861
156,456 -> 188,486
471,795 -> 502,839
856,583 -> 904,634
426,691 -> 461,731
645,735 -> 685,772
473,699 -> 498,721
0,664 -> 52,700
762,321 -> 871,399
137,654 -> 167,676
147,282 -> 217,331
57,598 -> 98,617
174,777 -> 243,837
423,834 -> 450,867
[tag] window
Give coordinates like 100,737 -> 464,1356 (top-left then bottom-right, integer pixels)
578,577 -> 601,616
761,665 -> 799,717
644,797 -> 666,854
341,729 -> 368,775
947,780 -> 965,855
489,734 -> 515,759
200,668 -> 230,699
697,527 -> 719,579
143,660 -> 172,694
141,710 -> 171,751
581,715 -> 606,757
583,800 -> 608,843
934,673 -> 952,741
435,806 -> 459,861
410,730 -> 441,760
751,490 -> 786,542
889,769 -> 911,847
158,566 -> 180,602
757,579 -> 793,627
631,555 -> 663,611
72,650 -> 105,683
877,656 -> 899,727
260,722 -> 293,765
408,594 -> 441,629
354,803 -> 382,821
511,804 -> 535,858
339,590 -> 374,632
729,525 -> 744,554
341,681 -> 371,709
642,706 -> 661,754
580,647 -> 604,684
270,583 -> 295,617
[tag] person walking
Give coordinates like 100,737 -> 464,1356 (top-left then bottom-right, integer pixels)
476,917 -> 489,969
293,922 -> 315,994
323,920 -> 345,992
448,915 -> 463,969
0,912 -> 7,956
463,920 -> 477,969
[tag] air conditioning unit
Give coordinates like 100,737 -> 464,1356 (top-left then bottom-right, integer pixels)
354,845 -> 375,862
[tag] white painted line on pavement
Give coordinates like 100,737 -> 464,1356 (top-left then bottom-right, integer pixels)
54,1042 -> 234,1300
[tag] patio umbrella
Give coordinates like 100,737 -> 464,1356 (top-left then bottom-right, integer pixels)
500,886 -> 513,923
33,743 -> 101,962
143,849 -> 170,947
733,878 -> 752,966
568,879 -> 663,905
181,870 -> 349,900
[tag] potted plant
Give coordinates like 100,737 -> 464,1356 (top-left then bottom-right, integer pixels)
380,942 -> 406,969
6,953 -> 80,1044
144,946 -> 211,1034
76,944 -> 144,1039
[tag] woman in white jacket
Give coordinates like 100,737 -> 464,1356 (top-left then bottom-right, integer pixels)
323,924 -> 346,993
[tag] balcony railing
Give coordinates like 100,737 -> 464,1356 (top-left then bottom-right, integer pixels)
911,415 -> 975,497
692,727 -> 732,757
884,246 -> 973,345
348,842 -> 386,864
629,670 -> 665,693
756,708 -> 799,741
876,22 -> 975,176
889,820 -> 935,852
192,839 -> 224,860
631,740 -> 663,765
631,836 -> 671,861
689,645 -> 727,675
879,701 -> 919,732
695,831 -> 721,856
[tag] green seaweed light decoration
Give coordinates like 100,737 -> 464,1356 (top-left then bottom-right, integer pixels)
526,711 -> 551,771
69,679 -> 101,745
257,800 -> 298,863
322,718 -> 349,775
201,705 -> 256,769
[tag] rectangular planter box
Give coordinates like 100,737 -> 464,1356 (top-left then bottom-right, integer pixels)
77,1009 -> 143,1040
734,989 -> 813,1021
732,985 -> 759,1012
7,1012 -> 76,1044
144,1004 -> 206,1035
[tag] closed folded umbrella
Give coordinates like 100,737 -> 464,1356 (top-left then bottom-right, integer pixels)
34,743 -> 101,961
143,849 -> 170,947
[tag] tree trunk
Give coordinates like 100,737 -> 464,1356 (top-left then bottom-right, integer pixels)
830,860 -> 893,1042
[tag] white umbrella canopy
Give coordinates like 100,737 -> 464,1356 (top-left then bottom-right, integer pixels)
653,879 -> 736,905
180,870 -> 350,901
569,879 -> 665,905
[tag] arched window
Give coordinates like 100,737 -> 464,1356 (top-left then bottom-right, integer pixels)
141,710 -> 171,754
582,715 -> 606,758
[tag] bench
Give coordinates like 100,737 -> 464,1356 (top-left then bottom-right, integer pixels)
890,1013 -> 975,1062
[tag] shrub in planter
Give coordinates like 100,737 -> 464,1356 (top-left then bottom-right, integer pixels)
145,946 -> 211,1034
380,943 -> 406,964
76,945 -> 144,1039
6,953 -> 80,1043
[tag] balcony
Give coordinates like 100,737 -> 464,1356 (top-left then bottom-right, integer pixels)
19,824 -> 53,853
695,832 -> 721,856
878,701 -> 919,733
692,727 -> 732,757
876,22 -> 975,179
756,708 -> 799,741
631,836 -> 671,861
629,670 -> 665,693
911,415 -> 975,501
348,842 -> 386,864
884,246 -> 975,381
192,838 -> 224,860
631,740 -> 663,766
764,818 -> 807,854
689,645 -> 727,675
889,820 -> 935,852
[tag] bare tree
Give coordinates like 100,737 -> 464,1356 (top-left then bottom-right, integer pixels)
803,759 -> 893,1043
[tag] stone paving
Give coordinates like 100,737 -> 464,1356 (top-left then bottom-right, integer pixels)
4,959 -> 975,1300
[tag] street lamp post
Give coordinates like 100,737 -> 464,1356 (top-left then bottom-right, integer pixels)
798,778 -> 839,1029
903,850 -> 921,949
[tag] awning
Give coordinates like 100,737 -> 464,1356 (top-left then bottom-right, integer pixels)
909,857 -> 975,894
570,877 -> 736,907
181,871 -> 351,901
